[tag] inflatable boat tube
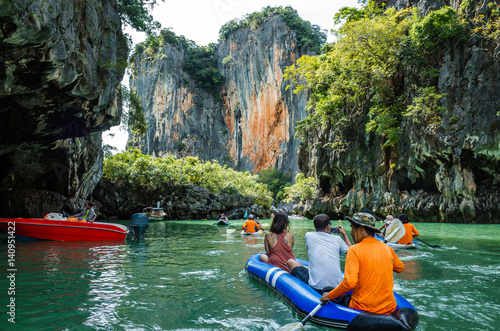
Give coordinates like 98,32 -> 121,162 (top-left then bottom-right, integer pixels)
245,253 -> 418,330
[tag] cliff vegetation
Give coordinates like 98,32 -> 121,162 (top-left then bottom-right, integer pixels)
103,149 -> 273,207
285,0 -> 500,222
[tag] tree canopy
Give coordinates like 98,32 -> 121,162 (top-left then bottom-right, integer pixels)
103,150 -> 273,207
284,2 -> 469,149
219,6 -> 326,53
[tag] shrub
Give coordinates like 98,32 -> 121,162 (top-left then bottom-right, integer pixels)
103,150 -> 273,207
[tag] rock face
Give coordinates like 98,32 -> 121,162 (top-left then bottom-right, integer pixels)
294,0 -> 500,223
0,0 -> 127,217
129,15 -> 310,176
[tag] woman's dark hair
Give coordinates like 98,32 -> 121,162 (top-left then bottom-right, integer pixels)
86,201 -> 94,207
270,213 -> 289,234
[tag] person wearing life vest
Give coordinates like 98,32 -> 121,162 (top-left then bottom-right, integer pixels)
321,212 -> 404,315
72,201 -> 96,223
242,214 -> 262,233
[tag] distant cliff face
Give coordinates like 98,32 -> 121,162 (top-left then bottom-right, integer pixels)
294,0 -> 500,223
0,0 -> 127,216
129,15 -> 310,175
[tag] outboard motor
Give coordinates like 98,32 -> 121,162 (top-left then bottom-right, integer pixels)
129,213 -> 149,240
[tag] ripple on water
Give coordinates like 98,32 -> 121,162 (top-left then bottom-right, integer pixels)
179,269 -> 221,280
196,316 -> 280,330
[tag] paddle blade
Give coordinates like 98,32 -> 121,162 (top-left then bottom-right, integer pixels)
385,219 -> 405,243
278,322 -> 302,331
261,223 -> 270,227
226,229 -> 236,234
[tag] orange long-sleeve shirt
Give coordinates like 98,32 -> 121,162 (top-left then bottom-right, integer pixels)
327,237 -> 404,314
398,223 -> 420,245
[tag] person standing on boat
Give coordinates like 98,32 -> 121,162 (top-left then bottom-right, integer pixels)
321,212 -> 404,315
71,201 -> 96,223
288,213 -> 352,293
242,214 -> 262,233
397,213 -> 420,245
259,213 -> 296,272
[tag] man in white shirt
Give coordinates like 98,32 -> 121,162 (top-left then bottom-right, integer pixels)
289,214 -> 352,293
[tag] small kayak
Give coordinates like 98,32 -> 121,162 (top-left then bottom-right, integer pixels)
375,235 -> 421,249
245,253 -> 418,330
241,230 -> 260,236
213,220 -> 230,226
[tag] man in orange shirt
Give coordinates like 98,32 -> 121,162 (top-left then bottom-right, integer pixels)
242,214 -> 262,233
397,213 -> 420,245
321,212 -> 404,315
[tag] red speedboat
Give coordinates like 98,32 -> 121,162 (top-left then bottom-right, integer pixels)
0,215 -> 129,241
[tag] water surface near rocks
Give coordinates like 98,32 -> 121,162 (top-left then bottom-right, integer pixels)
0,219 -> 499,330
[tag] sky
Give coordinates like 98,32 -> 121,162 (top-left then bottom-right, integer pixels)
102,0 -> 360,152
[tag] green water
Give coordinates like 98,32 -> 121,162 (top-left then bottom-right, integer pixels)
1,219 -> 499,330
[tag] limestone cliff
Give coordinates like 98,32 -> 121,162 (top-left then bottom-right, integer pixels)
128,14 -> 310,176
294,0 -> 500,223
0,0 -> 127,217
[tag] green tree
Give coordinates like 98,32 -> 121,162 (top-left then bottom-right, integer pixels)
117,0 -> 162,35
103,150 -> 273,207
218,6 -> 326,53
121,85 -> 147,135
257,168 -> 292,202
283,173 -> 318,202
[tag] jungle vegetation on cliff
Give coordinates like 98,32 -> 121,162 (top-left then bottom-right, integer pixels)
131,29 -> 223,93
103,150 -> 273,207
284,2 -> 470,149
219,6 -> 327,53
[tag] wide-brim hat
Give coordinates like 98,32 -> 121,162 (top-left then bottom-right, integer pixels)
346,212 -> 381,233
248,214 -> 254,219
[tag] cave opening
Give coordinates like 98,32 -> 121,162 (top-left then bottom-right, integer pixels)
319,176 -> 331,195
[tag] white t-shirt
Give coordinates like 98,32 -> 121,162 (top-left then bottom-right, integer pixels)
305,231 -> 349,290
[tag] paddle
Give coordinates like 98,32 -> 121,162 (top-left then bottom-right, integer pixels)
226,229 -> 236,234
278,301 -> 327,331
361,208 -> 404,242
384,218 -> 405,243
363,208 -> 441,248
414,237 -> 441,248
257,223 -> 269,234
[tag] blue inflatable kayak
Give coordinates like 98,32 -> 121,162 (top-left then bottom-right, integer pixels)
245,253 -> 418,330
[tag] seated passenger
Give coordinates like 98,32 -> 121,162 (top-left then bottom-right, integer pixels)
242,214 -> 261,233
259,213 -> 295,272
397,213 -> 420,245
288,213 -> 352,293
321,212 -> 404,315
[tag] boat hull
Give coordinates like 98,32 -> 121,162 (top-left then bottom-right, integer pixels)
375,234 -> 421,249
214,221 -> 230,226
245,253 -> 418,330
0,218 -> 128,241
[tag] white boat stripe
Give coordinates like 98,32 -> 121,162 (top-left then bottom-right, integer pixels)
271,271 -> 287,287
265,267 -> 280,283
